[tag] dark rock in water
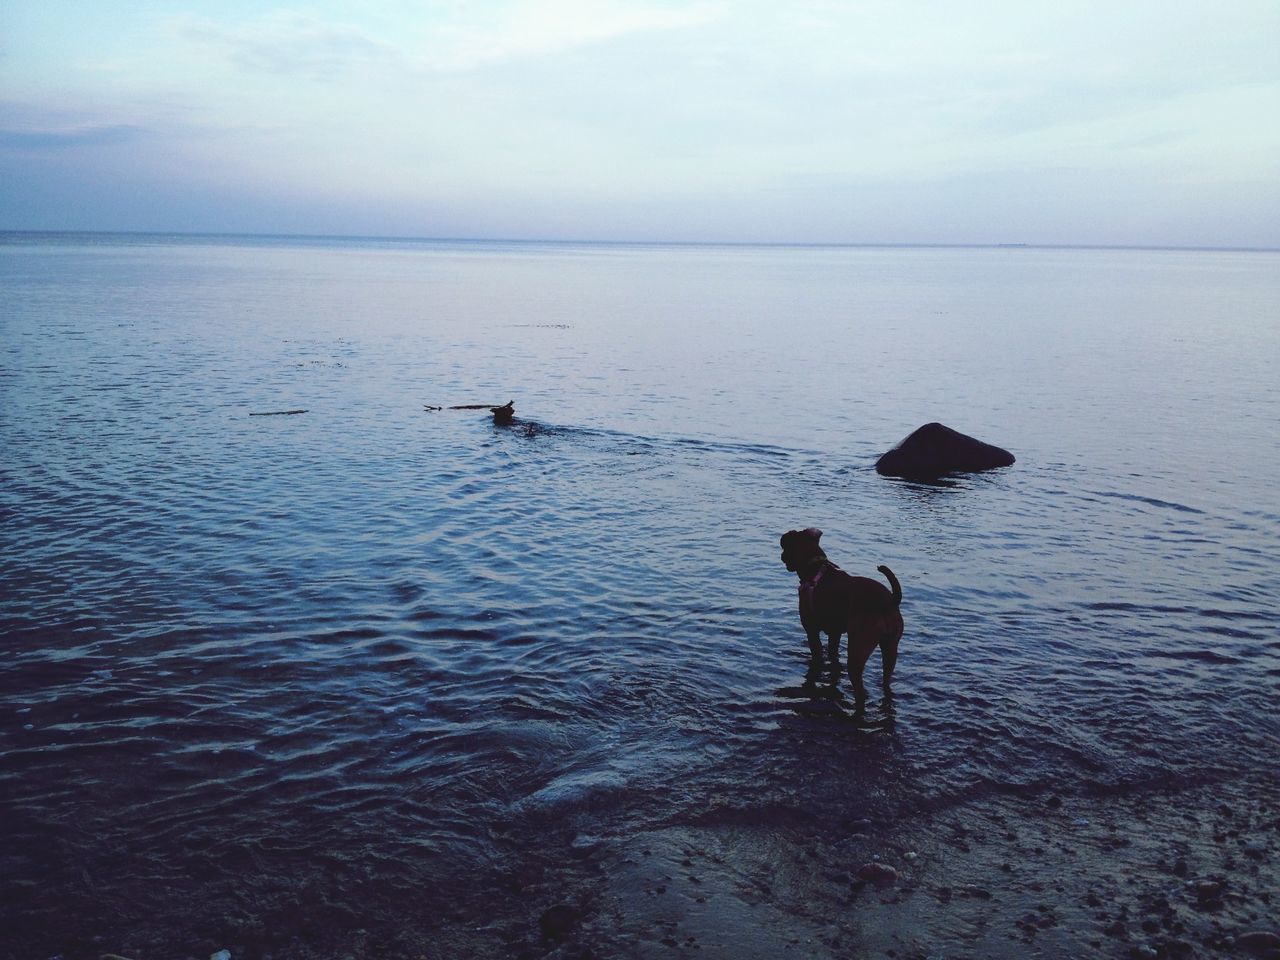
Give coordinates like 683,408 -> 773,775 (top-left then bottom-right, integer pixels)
875,422 -> 1015,480
539,903 -> 581,942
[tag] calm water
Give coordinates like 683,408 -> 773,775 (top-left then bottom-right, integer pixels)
2,233 -> 1278,952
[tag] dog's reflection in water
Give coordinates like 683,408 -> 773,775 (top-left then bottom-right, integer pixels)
777,659 -> 897,730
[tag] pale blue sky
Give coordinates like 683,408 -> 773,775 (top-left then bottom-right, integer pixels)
2,1 -> 1278,244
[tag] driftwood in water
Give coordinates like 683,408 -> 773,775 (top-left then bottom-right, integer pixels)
490,401 -> 515,425
427,401 -> 517,425
249,409 -> 308,416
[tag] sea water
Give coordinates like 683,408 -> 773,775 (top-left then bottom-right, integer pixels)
1,233 -> 1277,951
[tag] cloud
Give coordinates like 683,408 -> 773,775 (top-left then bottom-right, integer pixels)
421,0 -> 724,72
173,3 -> 720,80
179,12 -> 401,79
0,124 -> 145,149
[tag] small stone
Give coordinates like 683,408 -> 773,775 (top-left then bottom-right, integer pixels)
538,904 -> 580,942
904,852 -> 918,861
1236,931 -> 1280,954
1172,858 -> 1188,876
1047,796 -> 1063,809
856,862 -> 899,886
1194,879 -> 1225,901
210,951 -> 231,960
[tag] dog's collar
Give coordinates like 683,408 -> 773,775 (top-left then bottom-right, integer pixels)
799,562 -> 828,592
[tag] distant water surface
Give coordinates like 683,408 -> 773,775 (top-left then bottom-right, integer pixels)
1,233 -> 1278,950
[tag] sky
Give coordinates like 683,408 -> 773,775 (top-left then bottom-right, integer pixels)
2,1 -> 1278,245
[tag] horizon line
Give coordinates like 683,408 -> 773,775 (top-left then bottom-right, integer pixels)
2,228 -> 1277,255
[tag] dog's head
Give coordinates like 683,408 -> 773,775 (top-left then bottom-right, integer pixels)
779,527 -> 825,573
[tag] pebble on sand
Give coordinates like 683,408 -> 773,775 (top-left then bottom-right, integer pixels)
856,863 -> 899,886
1235,930 -> 1280,954
539,904 -> 581,942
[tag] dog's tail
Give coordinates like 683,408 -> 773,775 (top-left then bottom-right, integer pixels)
877,565 -> 902,606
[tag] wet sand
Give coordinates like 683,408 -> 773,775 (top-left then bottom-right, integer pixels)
27,773 -> 1275,960
481,775 -> 1279,960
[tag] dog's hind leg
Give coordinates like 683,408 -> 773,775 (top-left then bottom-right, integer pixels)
880,634 -> 899,688
845,625 -> 878,704
879,612 -> 904,688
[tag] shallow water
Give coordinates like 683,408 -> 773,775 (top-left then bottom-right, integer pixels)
2,234 -> 1278,952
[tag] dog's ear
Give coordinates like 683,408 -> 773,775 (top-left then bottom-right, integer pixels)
780,527 -> 823,549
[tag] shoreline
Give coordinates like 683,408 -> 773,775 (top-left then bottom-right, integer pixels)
15,772 -> 1276,960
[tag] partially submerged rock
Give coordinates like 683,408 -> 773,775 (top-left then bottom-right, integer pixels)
875,422 -> 1015,480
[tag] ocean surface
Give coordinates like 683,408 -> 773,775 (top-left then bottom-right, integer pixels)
2,233 -> 1278,955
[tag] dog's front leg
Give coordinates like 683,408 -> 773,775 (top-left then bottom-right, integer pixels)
799,591 -> 824,661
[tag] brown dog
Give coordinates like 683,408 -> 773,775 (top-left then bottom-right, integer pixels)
779,528 -> 903,702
